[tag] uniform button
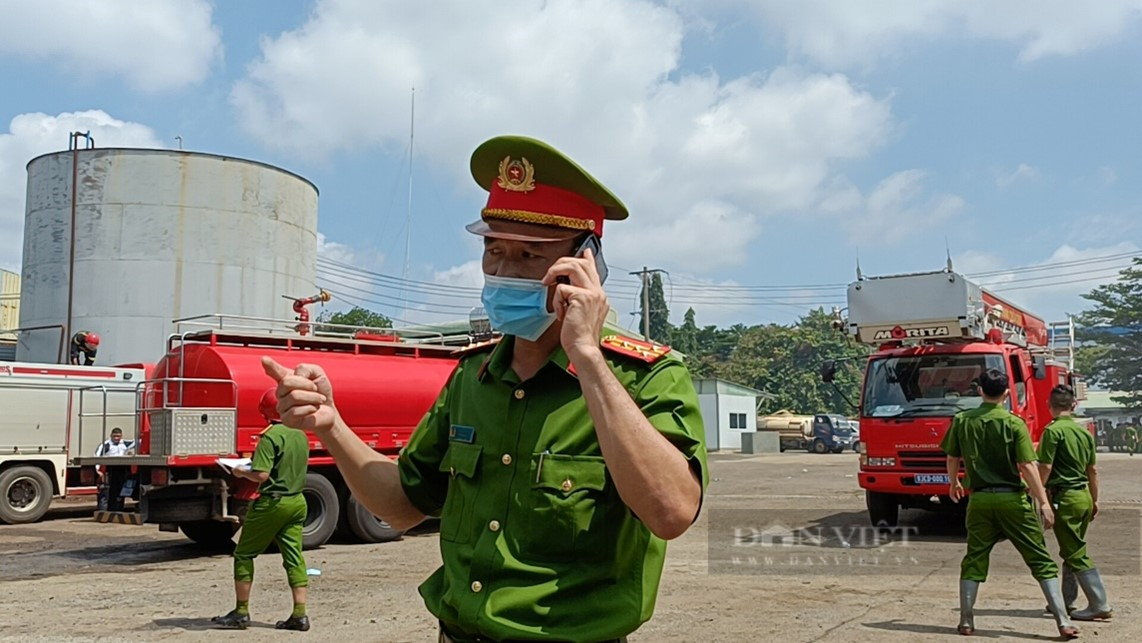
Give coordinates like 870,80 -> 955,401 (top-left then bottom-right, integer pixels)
501,453 -> 512,465
514,389 -> 525,400
561,479 -> 573,492
489,520 -> 500,532
471,581 -> 483,593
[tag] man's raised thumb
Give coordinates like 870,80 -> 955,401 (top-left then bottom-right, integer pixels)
261,356 -> 290,382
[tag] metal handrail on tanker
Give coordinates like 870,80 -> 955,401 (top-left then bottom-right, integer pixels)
169,312 -> 452,344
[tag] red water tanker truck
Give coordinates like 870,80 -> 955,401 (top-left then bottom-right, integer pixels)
79,315 -> 473,549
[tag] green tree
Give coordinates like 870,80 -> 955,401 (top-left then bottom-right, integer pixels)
685,308 -> 867,416
672,307 -> 700,356
1075,258 -> 1142,407
317,306 -> 393,330
637,272 -> 673,343
1074,343 -> 1110,388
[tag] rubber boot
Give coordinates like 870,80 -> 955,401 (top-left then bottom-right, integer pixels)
1045,564 -> 1078,615
211,609 -> 250,630
276,614 -> 311,631
1040,578 -> 1079,639
1071,568 -> 1113,621
958,579 -> 979,635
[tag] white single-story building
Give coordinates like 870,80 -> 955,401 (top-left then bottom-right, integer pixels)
693,377 -> 770,451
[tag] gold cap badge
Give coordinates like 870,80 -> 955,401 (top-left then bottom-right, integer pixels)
497,156 -> 536,192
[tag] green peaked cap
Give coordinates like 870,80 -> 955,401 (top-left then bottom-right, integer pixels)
469,134 -> 629,222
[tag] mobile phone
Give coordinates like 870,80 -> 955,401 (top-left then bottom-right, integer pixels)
559,233 -> 608,284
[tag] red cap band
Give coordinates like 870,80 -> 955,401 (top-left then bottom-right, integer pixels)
482,181 -> 605,237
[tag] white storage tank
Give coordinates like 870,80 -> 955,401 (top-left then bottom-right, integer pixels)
17,147 -> 319,366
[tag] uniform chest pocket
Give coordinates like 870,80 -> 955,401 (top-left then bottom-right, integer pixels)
438,443 -> 483,544
518,454 -> 618,562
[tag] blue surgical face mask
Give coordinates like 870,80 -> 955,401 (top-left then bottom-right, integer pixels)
480,274 -> 557,342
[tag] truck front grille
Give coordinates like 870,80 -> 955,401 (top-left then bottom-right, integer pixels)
899,450 -> 946,470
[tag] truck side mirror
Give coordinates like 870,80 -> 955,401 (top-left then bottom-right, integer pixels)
821,360 -> 836,383
1032,355 -> 1046,380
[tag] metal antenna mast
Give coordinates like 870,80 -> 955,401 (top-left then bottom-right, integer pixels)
401,87 -> 415,316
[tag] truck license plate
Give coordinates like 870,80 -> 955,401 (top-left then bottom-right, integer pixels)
914,474 -> 949,484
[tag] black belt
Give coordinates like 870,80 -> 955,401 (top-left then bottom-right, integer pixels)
439,623 -> 627,643
974,485 -> 1023,493
1049,484 -> 1088,494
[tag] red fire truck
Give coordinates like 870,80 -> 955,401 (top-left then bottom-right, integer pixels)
823,267 -> 1089,527
77,314 -> 477,549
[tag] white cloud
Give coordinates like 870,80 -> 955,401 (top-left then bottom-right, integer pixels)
0,0 -> 222,92
315,232 -> 358,266
715,0 -> 1142,69
996,163 -> 1039,188
0,110 -> 164,271
433,260 -> 484,291
955,242 -> 1141,321
232,0 -> 906,272
845,170 -> 965,245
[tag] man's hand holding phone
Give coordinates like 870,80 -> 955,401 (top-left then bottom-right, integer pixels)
544,235 -> 609,360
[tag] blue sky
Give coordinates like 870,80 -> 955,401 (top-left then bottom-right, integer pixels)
1,0 -> 1139,333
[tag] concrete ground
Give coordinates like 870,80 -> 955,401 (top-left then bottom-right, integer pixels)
2,452 -> 1138,642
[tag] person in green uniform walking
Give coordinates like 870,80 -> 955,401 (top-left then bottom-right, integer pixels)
212,387 -> 311,632
1038,384 -> 1113,621
942,368 -> 1078,639
262,134 -> 708,643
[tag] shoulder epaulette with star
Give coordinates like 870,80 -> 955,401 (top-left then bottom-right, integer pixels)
599,335 -> 672,364
450,336 -> 502,359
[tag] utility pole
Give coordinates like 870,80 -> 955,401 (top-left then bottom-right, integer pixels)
629,266 -> 666,342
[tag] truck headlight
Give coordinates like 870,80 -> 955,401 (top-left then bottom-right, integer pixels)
867,457 -> 896,467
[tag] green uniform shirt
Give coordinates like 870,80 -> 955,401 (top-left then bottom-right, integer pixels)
397,337 -> 708,642
940,403 -> 1037,491
250,423 -> 309,496
1037,416 -> 1096,490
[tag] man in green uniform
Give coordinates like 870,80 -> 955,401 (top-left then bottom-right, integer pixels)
942,368 -> 1077,638
1038,384 -> 1113,621
212,387 -> 311,632
262,135 -> 708,642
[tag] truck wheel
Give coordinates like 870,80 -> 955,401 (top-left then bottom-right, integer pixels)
301,472 -> 339,550
346,493 -> 404,543
181,520 -> 240,550
866,491 -> 899,528
852,440 -> 861,453
335,484 -> 355,541
813,439 -> 828,454
0,466 -> 54,525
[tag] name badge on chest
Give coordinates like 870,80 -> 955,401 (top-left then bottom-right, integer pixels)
449,425 -> 476,444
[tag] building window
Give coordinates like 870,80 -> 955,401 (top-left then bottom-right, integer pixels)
730,413 -> 739,429
737,413 -> 747,429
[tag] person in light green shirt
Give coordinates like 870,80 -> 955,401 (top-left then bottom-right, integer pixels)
1038,384 -> 1113,621
261,135 -> 708,643
941,368 -> 1077,639
212,388 -> 311,632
